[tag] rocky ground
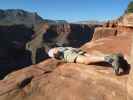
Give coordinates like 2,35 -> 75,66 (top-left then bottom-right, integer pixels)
0,13 -> 133,100
0,32 -> 131,100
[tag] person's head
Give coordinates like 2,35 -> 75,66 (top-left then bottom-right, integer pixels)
48,47 -> 63,59
48,48 -> 59,57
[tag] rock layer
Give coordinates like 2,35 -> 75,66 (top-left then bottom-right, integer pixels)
92,27 -> 117,40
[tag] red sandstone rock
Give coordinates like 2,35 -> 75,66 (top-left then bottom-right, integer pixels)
92,14 -> 133,41
0,32 -> 132,100
118,13 -> 133,27
127,33 -> 133,100
0,13 -> 133,100
92,27 -> 117,40
103,21 -> 118,28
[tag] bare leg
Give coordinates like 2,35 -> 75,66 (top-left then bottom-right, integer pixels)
76,54 -> 105,65
84,50 -> 107,57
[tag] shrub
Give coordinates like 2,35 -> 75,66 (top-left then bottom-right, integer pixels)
125,1 -> 133,13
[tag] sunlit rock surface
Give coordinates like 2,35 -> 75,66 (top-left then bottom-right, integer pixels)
0,12 -> 133,100
0,31 -> 131,100
92,27 -> 117,40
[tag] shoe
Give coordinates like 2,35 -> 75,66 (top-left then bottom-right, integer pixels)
104,53 -> 124,75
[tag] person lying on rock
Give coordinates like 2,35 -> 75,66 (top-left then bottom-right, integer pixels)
48,47 -> 127,75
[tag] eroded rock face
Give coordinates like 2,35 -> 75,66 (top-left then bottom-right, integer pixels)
91,19 -> 119,40
92,27 -> 117,40
103,21 -> 118,28
117,13 -> 133,35
92,13 -> 133,41
43,23 -> 96,48
0,32 -> 131,100
118,13 -> 133,27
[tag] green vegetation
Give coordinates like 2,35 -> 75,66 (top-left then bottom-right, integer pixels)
125,1 -> 133,13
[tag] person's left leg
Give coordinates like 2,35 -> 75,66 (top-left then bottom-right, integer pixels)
104,53 -> 126,75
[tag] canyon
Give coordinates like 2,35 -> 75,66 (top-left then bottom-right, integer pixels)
0,9 -> 133,100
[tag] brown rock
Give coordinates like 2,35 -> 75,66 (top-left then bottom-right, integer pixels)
103,21 -> 118,28
44,23 -> 97,47
92,27 -> 117,40
0,32 -> 132,100
118,13 -> 133,27
127,31 -> 133,100
117,26 -> 133,35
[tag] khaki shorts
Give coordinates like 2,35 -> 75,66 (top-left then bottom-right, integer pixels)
63,49 -> 84,63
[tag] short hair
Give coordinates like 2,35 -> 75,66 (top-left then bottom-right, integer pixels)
53,51 -> 64,60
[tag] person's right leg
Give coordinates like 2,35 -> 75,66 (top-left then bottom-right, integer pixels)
75,54 -> 105,65
76,53 -> 126,75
